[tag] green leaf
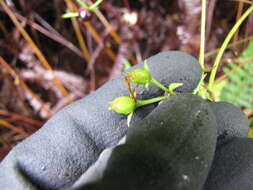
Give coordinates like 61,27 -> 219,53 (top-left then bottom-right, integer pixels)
75,0 -> 103,11
168,83 -> 183,94
61,12 -> 79,19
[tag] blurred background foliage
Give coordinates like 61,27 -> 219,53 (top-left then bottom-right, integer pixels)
220,39 -> 253,110
0,0 -> 253,160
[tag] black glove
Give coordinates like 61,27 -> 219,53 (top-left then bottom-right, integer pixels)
203,137 -> 253,190
72,93 -> 218,190
70,96 -> 249,190
0,51 -> 250,190
0,51 -> 202,190
203,102 -> 250,190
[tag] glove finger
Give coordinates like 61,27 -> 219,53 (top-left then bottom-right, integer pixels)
72,94 -> 217,190
208,101 -> 249,146
203,137 -> 253,190
0,51 -> 201,190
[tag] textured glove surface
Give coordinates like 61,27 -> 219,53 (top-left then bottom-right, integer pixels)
204,137 -> 253,190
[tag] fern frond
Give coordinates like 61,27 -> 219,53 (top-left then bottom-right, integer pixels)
220,40 -> 253,110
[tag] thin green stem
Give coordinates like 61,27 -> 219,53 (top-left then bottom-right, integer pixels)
193,73 -> 206,95
61,12 -> 79,18
194,0 -> 207,96
136,96 -> 168,108
75,0 -> 104,11
75,0 -> 89,9
89,0 -> 104,10
150,78 -> 169,93
208,5 -> 253,90
199,0 -> 206,70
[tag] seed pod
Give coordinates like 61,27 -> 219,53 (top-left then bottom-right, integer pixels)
109,96 -> 135,115
128,69 -> 151,85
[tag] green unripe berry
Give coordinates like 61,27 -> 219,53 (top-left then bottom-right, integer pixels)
128,69 -> 151,85
109,96 -> 135,115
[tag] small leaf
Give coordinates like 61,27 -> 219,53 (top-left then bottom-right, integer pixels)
168,83 -> 183,93
61,12 -> 79,19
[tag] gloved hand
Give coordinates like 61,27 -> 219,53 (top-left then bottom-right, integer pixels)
0,51 -> 249,190
71,95 -> 249,190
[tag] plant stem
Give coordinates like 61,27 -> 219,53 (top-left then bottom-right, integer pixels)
75,0 -> 89,9
150,78 -> 169,93
90,0 -> 104,10
208,5 -> 253,90
199,0 -> 206,70
136,96 -> 168,108
194,0 -> 207,96
75,0 -> 104,11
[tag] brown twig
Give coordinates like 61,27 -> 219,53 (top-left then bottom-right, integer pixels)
205,35 -> 253,58
0,119 -> 27,137
64,0 -> 91,63
206,0 -> 217,40
15,12 -> 84,58
233,1 -> 245,54
20,66 -> 86,99
93,8 -> 122,44
65,0 -> 117,61
83,22 -> 117,61
0,57 -> 52,118
0,0 -> 73,103
87,38 -> 105,91
0,109 -> 43,127
86,0 -> 122,44
110,42 -> 129,79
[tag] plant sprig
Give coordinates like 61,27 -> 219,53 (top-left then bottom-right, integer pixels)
62,0 -> 104,19
109,2 -> 253,127
76,0 -> 104,11
194,1 -> 253,101
127,61 -> 183,94
108,61 -> 183,126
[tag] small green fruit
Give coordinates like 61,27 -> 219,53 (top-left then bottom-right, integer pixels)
109,96 -> 135,115
128,69 -> 151,85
